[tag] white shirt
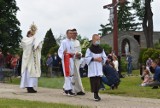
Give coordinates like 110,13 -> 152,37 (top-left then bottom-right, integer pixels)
113,60 -> 119,71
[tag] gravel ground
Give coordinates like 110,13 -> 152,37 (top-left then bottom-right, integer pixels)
0,83 -> 160,108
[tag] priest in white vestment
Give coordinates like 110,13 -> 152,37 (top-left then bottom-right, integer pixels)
20,24 -> 42,93
85,34 -> 107,101
58,29 -> 75,96
71,29 -> 85,95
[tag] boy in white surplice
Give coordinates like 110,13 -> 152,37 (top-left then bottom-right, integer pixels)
85,34 -> 107,101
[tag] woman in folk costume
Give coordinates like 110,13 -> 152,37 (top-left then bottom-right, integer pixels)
20,23 -> 43,93
85,34 -> 107,101
58,29 -> 75,96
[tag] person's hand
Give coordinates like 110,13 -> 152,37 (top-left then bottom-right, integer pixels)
94,57 -> 102,62
63,49 -> 67,54
75,52 -> 81,58
70,53 -> 75,57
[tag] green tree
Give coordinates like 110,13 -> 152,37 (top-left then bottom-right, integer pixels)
100,44 -> 112,54
48,45 -> 59,55
42,29 -> 57,56
132,0 -> 144,24
76,34 -> 82,42
99,1 -> 142,35
99,23 -> 112,36
117,1 -> 141,31
0,0 -> 22,53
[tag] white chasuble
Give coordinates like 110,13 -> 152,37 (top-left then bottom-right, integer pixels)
20,36 -> 42,88
21,36 -> 42,77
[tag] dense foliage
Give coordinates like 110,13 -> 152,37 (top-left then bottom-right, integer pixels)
0,0 -> 22,54
42,29 -> 57,56
139,48 -> 160,64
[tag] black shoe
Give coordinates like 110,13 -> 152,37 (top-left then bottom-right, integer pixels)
120,75 -> 124,78
27,87 -> 37,93
110,85 -> 115,90
94,93 -> 101,101
152,86 -> 158,89
77,91 -> 85,95
63,89 -> 69,95
114,85 -> 118,89
68,90 -> 75,96
97,96 -> 101,101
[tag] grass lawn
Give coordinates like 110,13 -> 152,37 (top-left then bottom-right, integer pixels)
7,70 -> 160,99
0,98 -> 88,108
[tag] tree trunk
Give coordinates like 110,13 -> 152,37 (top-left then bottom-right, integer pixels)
143,0 -> 153,48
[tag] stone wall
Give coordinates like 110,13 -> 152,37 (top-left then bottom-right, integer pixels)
100,31 -> 160,69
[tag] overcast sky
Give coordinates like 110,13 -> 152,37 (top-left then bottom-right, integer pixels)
16,0 -> 160,41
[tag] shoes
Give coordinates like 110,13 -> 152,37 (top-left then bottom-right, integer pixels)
114,85 -> 118,89
110,85 -> 115,90
27,87 -> 37,93
152,86 -> 158,89
63,89 -> 75,96
97,96 -> 101,101
77,91 -> 85,95
63,90 -> 69,95
120,75 -> 124,78
94,93 -> 101,101
68,90 -> 75,96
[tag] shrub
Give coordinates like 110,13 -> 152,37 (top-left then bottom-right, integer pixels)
151,50 -> 160,60
81,48 -> 87,56
138,48 -> 147,63
154,39 -> 160,49
140,48 -> 160,64
142,48 -> 155,64
100,44 -> 112,54
121,57 -> 127,72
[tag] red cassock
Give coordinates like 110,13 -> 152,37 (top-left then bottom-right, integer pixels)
64,53 -> 72,77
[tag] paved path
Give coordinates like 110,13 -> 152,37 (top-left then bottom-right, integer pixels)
0,83 -> 160,108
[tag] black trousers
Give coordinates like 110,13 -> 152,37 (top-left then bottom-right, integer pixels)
90,76 -> 100,93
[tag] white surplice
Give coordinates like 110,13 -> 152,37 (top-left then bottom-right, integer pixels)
20,36 -> 42,88
71,39 -> 84,93
85,48 -> 107,77
58,38 -> 74,90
